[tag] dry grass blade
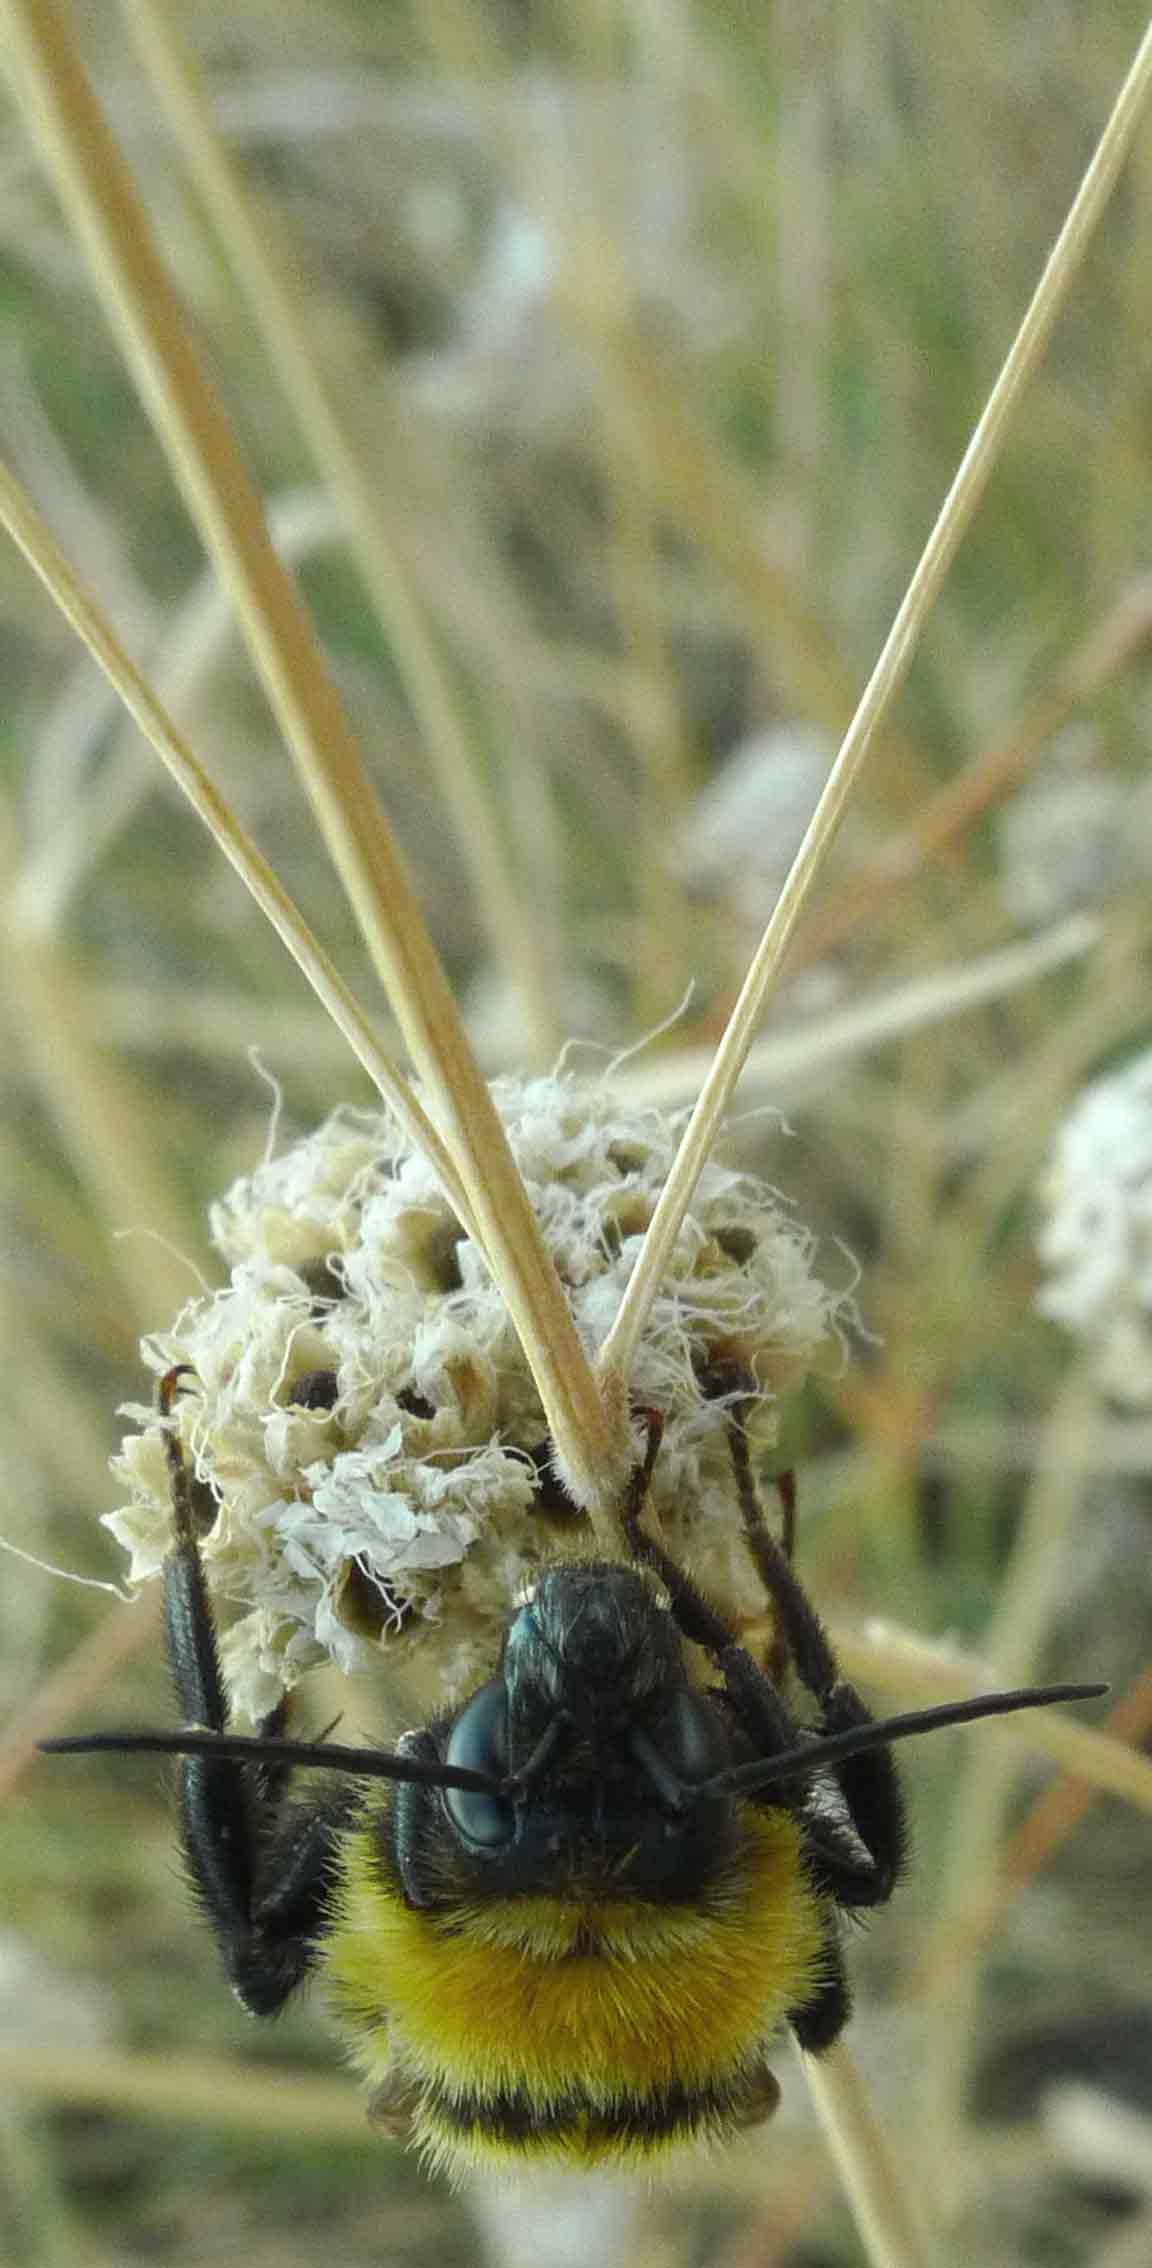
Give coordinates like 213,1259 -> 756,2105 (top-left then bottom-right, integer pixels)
915,1364 -> 1106,2197
795,2039 -> 935,2268
794,575 -> 1152,966
117,0 -> 558,1064
826,1624 -> 1152,1818
616,916 -> 1099,1107
2,14 -> 1144,2266
0,2046 -> 368,2139
0,0 -> 623,1523
20,488 -> 343,929
737,1605 -> 1152,1814
599,16 -> 1152,1391
2,818 -> 204,1321
0,455 -> 476,1239
912,1664 -> 1152,2004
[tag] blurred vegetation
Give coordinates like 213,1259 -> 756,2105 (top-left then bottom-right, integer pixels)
1,3 -> 1151,2264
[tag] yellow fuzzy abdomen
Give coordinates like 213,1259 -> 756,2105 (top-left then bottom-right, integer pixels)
325,1809 -> 825,2172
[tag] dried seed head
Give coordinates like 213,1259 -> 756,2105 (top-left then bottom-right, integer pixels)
1036,1047 -> 1152,1406
108,1076 -> 848,1719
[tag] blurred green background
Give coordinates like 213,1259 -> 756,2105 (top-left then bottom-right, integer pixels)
1,3 -> 1151,2264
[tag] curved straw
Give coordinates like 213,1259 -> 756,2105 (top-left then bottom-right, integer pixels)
0,458 -> 477,1242
118,0 -> 558,1065
599,14 -> 1152,1393
0,0 -> 624,1525
798,2039 -> 933,2268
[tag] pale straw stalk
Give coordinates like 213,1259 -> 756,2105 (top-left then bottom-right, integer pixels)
116,0 -> 559,1064
599,14 -> 1152,1395
0,0 -> 625,1524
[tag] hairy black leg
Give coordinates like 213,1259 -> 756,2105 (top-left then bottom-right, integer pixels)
622,1409 -> 906,1894
725,1406 -> 798,1696
673,1395 -> 861,2030
774,1468 -> 797,1565
622,1410 -> 744,1656
160,1370 -> 256,1950
798,1682 -> 908,1907
725,1412 -> 852,1721
224,1786 -> 354,2014
622,1411 -> 808,1795
788,1921 -> 852,2056
725,1412 -> 907,1904
158,1367 -> 346,2012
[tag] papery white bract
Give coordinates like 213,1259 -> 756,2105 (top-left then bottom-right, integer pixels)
108,1076 -> 850,1719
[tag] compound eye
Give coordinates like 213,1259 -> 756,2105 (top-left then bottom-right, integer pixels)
443,1678 -> 515,1847
660,1689 -> 731,1784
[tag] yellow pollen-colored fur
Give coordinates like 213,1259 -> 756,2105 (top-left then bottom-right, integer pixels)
324,1806 -> 825,2168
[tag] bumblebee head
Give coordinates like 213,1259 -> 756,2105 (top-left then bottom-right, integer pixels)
438,1562 -> 736,1892
504,1561 -> 679,1714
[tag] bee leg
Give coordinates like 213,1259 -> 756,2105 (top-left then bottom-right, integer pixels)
624,1408 -> 802,1729
624,1407 -> 904,1902
158,1367 -> 348,2013
622,1411 -> 739,1654
787,1925 -> 853,2055
725,1436 -> 907,1907
721,1402 -> 795,1680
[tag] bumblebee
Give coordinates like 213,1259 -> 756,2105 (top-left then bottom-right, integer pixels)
44,1368 -> 1103,2174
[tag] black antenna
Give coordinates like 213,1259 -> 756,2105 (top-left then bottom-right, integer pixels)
42,1680 -> 1108,1805
39,1728 -> 504,1798
697,1681 -> 1109,1802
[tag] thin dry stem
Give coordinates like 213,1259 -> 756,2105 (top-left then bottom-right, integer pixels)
825,1620 -> 1152,1817
4,936 -> 203,1323
913,1663 -> 1152,2005
91,912 -> 1095,1100
0,794 -> 206,1320
1,2045 -> 368,2139
615,915 -> 1099,1107
947,911 -> 1152,1224
20,488 -> 344,930
426,0 -> 925,769
599,18 -> 1152,1392
796,573 -> 1152,968
915,1364 -> 1105,2199
117,0 -> 559,1064
795,2038 -> 934,2268
600,382 -> 694,1031
1,0 -> 624,1528
0,457 -> 475,1237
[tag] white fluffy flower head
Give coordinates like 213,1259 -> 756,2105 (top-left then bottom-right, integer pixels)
109,1076 -> 848,1719
1036,1047 -> 1152,1406
997,729 -> 1152,929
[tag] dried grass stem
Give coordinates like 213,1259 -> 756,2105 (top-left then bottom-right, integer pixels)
796,2038 -> 935,2268
1,0 -> 623,1524
601,16 -> 1152,1389
117,0 -> 558,1063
